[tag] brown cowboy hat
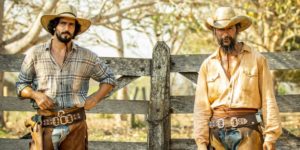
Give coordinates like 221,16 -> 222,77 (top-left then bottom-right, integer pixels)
205,7 -> 252,31
41,4 -> 91,35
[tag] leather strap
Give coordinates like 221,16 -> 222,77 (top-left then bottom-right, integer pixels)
41,107 -> 85,127
209,113 -> 259,129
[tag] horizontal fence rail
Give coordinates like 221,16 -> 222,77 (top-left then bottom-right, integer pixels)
0,55 -> 151,76
1,95 -> 299,113
0,51 -> 300,74
171,51 -> 300,72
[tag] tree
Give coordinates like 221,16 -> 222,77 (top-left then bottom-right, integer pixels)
0,0 -> 4,128
1,0 -> 58,54
241,0 -> 300,52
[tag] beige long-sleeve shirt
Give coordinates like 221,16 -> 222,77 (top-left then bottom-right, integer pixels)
193,44 -> 282,146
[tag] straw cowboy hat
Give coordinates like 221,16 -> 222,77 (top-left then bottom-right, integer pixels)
205,7 -> 252,31
41,4 -> 91,35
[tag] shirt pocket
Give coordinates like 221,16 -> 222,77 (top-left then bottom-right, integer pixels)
241,68 -> 259,94
207,73 -> 221,100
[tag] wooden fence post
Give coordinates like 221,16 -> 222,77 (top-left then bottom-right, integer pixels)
148,41 -> 171,150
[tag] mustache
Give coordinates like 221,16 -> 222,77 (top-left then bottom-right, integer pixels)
220,36 -> 234,46
222,36 -> 233,42
61,31 -> 71,35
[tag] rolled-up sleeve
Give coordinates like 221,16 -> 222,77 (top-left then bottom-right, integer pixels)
193,60 -> 212,146
91,57 -> 116,86
259,56 -> 282,142
16,52 -> 35,97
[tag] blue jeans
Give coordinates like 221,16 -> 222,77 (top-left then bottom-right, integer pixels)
51,125 -> 70,150
42,121 -> 88,150
210,127 -> 263,150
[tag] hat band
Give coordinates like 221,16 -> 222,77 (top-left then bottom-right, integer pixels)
58,12 -> 76,17
214,18 -> 230,23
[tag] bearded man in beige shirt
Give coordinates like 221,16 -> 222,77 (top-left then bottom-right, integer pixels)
193,7 -> 282,150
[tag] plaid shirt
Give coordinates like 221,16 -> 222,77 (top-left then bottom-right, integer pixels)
16,40 -> 116,109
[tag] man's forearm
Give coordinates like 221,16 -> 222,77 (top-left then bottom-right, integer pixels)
20,86 -> 38,100
91,83 -> 114,102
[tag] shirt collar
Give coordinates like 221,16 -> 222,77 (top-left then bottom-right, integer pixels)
44,39 -> 78,52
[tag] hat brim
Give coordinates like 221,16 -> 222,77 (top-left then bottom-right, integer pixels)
41,14 -> 91,35
205,15 -> 252,31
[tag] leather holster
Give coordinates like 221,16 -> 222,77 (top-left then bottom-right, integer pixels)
25,115 -> 43,150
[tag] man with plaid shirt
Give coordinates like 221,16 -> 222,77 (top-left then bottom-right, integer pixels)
16,4 -> 115,150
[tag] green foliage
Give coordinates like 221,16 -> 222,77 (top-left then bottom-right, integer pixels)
283,36 -> 300,51
278,84 -> 287,95
0,128 -> 8,137
131,118 -> 146,128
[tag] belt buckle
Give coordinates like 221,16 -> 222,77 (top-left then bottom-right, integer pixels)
60,114 -> 73,125
52,116 -> 60,126
216,118 -> 224,128
238,118 -> 248,125
230,117 -> 238,127
57,110 -> 65,117
52,110 -> 74,126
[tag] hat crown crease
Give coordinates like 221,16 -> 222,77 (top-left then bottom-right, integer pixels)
55,4 -> 77,16
205,7 -> 252,31
58,12 -> 76,17
213,7 -> 236,21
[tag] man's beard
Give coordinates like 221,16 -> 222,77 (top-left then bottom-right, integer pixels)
56,31 -> 73,44
217,36 -> 236,54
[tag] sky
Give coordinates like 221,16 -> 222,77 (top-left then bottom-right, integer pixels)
76,22 -> 154,58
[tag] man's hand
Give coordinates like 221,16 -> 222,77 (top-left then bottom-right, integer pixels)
263,141 -> 276,150
32,92 -> 55,110
20,87 -> 54,110
84,96 -> 99,110
84,84 -> 113,110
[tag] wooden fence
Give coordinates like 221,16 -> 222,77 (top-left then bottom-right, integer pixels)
0,42 -> 299,149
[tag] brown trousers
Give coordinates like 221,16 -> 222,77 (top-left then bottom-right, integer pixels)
42,120 -> 88,150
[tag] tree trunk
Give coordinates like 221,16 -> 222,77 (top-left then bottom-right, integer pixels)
0,73 -> 4,128
114,1 -> 129,124
0,0 -> 5,128
2,0 -> 58,54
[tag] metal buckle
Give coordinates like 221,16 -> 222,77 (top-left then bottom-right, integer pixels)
67,114 -> 74,123
52,117 -> 60,126
57,110 -> 65,117
230,117 -> 238,127
51,110 -> 74,126
216,118 -> 224,128
238,118 -> 248,125
59,114 -> 73,125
